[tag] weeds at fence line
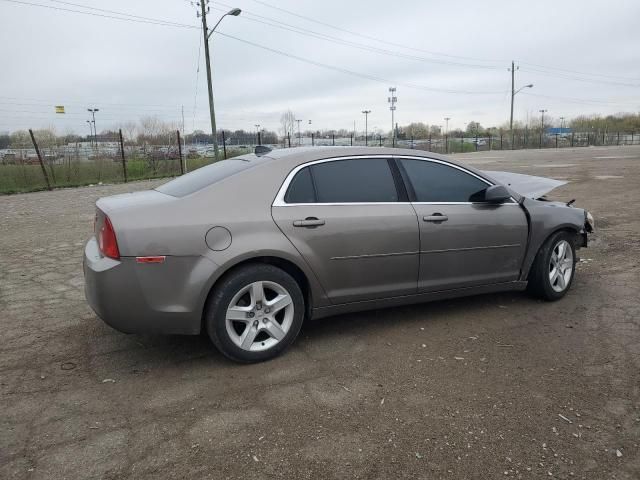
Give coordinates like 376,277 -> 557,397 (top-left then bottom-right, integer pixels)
1,130 -> 638,194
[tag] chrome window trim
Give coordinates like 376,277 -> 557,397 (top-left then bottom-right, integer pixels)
392,154 -> 493,186
272,155 -> 398,207
393,154 -> 518,205
272,154 -> 518,207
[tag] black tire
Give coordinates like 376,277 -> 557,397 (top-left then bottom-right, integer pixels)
205,264 -> 305,363
527,230 -> 577,301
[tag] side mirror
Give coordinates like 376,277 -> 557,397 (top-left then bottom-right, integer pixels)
484,185 -> 511,203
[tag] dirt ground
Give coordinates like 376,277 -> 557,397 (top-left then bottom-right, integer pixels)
1,145 -> 639,479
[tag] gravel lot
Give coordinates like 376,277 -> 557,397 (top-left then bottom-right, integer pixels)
1,145 -> 639,479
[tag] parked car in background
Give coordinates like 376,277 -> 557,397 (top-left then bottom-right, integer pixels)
84,147 -> 593,362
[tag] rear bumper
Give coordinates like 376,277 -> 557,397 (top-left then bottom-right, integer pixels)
83,237 -> 215,335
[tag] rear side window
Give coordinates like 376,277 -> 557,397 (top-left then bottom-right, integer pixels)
284,167 -> 315,203
311,158 -> 398,203
156,159 -> 255,197
399,159 -> 488,202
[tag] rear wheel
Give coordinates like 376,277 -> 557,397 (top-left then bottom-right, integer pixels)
205,264 -> 305,362
527,231 -> 576,300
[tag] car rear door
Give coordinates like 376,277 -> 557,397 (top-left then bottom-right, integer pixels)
272,156 -> 419,304
397,156 -> 528,292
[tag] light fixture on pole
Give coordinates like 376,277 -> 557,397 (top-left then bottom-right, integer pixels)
199,3 -> 241,160
362,110 -> 371,146
87,108 -> 99,145
388,87 -> 397,143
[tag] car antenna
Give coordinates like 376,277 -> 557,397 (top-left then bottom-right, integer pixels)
255,145 -> 272,156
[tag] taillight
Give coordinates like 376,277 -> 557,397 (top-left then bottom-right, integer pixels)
98,215 -> 120,260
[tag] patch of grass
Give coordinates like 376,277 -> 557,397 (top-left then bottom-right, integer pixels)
0,151 -> 245,194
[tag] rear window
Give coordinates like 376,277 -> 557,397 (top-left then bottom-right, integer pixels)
156,159 -> 255,197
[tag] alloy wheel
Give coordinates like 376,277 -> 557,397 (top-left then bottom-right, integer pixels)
225,281 -> 294,352
548,240 -> 573,293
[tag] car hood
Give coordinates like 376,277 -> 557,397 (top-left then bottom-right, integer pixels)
482,170 -> 567,199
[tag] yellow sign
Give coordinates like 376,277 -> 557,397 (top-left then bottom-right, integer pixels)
55,105 -> 65,114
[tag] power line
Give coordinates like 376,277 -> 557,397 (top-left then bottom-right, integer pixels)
46,0 -> 194,28
247,0 -> 640,84
521,92 -> 633,107
2,0 -> 504,95
212,3 -> 503,71
215,31 -> 505,95
1,0 -> 197,27
519,61 -> 640,83
246,0 -> 503,64
519,67 -> 639,88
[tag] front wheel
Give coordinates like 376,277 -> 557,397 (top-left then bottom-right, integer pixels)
527,231 -> 576,301
205,264 -> 305,363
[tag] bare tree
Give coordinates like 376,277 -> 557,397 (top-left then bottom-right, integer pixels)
279,110 -> 296,140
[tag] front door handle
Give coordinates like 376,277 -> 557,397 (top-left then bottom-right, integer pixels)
293,217 -> 325,228
423,213 -> 448,223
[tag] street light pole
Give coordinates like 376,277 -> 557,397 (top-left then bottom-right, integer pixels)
86,120 -> 93,147
362,110 -> 371,146
199,3 -> 241,161
295,119 -> 302,145
87,108 -> 99,145
444,117 -> 450,136
539,109 -> 547,148
509,60 -> 533,148
388,87 -> 397,143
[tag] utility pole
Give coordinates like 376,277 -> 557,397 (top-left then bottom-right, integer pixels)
295,119 -> 302,145
197,3 -> 241,160
88,108 -> 99,146
362,110 -> 371,146
181,105 -> 186,150
539,109 -> 547,148
388,87 -> 397,143
509,61 -> 517,142
559,116 -> 565,132
255,124 -> 261,145
444,117 -> 451,136
200,1 -> 218,160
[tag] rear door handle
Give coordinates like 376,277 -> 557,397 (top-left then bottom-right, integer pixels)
423,214 -> 448,223
293,217 -> 325,227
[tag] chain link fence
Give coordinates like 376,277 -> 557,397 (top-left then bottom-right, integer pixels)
1,129 -> 638,194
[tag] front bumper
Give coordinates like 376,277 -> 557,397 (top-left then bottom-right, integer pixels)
83,237 -> 214,335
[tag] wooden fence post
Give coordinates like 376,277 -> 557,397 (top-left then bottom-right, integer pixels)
29,129 -> 52,190
221,130 -> 227,159
119,129 -> 128,182
177,130 -> 184,175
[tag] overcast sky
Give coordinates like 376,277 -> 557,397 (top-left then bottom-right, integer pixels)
1,0 -> 639,135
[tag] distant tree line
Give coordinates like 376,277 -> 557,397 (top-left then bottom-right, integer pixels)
2,113 -> 639,150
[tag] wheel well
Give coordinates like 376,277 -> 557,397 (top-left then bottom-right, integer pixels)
200,256 -> 312,333
527,226 -> 580,280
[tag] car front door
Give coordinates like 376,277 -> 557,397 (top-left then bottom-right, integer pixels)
272,156 -> 419,304
397,156 -> 529,292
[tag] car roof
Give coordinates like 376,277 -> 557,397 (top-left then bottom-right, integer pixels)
243,146 -> 455,167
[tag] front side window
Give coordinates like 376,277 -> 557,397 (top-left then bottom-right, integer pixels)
399,159 -> 488,202
283,158 -> 398,204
